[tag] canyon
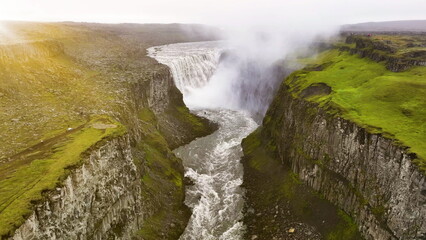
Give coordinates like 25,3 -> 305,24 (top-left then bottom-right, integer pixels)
0,21 -> 425,240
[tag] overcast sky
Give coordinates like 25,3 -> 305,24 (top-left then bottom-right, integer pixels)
0,0 -> 425,26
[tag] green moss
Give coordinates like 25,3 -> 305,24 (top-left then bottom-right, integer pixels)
242,128 -> 270,172
289,49 -> 426,173
295,147 -> 314,162
263,115 -> 272,125
313,154 -> 331,168
242,131 -> 363,239
165,168 -> 183,188
142,174 -> 154,188
175,106 -> 205,132
326,210 -> 359,240
334,42 -> 356,49
136,107 -> 189,239
280,172 -> 302,199
0,48 -> 117,160
242,128 -> 262,155
136,210 -> 167,240
0,116 -> 126,237
139,108 -> 157,123
158,103 -> 215,149
139,108 -> 169,152
371,205 -> 386,221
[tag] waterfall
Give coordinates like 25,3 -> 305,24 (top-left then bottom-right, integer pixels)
148,39 -> 298,239
148,41 -> 258,240
147,41 -> 222,95
148,41 -> 295,121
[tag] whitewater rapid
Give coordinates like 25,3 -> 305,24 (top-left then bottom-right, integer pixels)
148,42 -> 258,239
175,110 -> 257,240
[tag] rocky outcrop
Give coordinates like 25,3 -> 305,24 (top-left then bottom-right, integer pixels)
121,64 -> 215,149
343,36 -> 426,72
13,136 -> 142,240
261,84 -> 426,239
6,40 -> 215,240
7,62 -> 212,239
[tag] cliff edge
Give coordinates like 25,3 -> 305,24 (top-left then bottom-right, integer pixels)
243,34 -> 426,240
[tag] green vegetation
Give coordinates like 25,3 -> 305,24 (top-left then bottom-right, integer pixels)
137,210 -> 168,239
0,41 -> 117,160
159,103 -> 217,149
0,116 -> 126,237
288,49 -> 426,172
242,128 -> 265,171
341,34 -> 426,62
136,108 -> 189,240
139,107 -> 184,190
242,130 -> 362,239
175,106 -> 207,133
371,205 -> 386,222
326,210 -> 359,240
279,172 -> 302,200
0,22 -> 215,238
371,35 -> 426,59
139,108 -> 157,124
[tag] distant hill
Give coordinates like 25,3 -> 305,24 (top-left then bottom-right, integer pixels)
341,20 -> 426,32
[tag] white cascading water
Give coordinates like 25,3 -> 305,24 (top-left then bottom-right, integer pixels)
148,42 -> 258,240
148,42 -> 222,95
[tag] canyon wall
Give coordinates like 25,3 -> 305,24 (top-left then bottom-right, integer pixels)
9,64 -> 210,239
343,35 -> 426,72
3,23 -> 216,240
13,136 -> 141,240
259,83 -> 426,239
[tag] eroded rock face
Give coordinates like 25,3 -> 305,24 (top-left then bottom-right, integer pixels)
9,63 -> 208,240
263,85 -> 426,240
9,66 -> 201,239
344,36 -> 426,72
13,136 -> 143,240
3,23 -> 216,240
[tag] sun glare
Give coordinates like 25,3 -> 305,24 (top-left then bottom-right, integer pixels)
0,23 -> 18,44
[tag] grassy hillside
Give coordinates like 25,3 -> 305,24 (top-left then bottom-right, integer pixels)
0,21 -> 217,163
0,22 -> 217,238
0,116 -> 125,237
0,40 -> 117,159
286,35 -> 426,172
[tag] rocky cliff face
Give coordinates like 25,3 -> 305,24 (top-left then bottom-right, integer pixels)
8,64 -> 206,239
261,84 -> 426,239
343,35 -> 426,72
13,136 -> 142,240
4,23 -> 216,240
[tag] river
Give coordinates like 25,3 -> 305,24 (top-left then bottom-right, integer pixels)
148,42 -> 258,239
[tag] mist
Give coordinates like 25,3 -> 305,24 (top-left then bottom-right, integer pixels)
182,4 -> 344,117
179,0 -> 425,116
2,0 -> 423,116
